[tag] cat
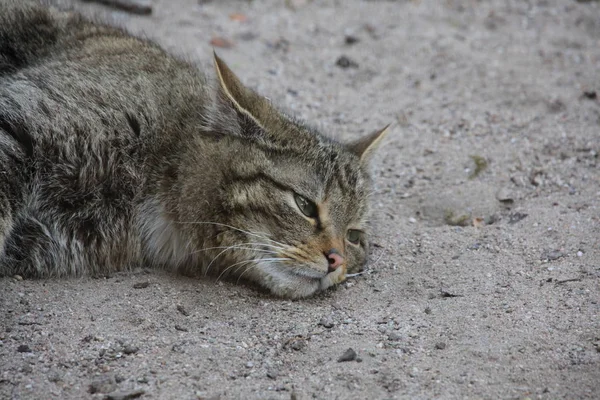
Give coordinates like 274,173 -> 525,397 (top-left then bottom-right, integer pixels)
0,1 -> 388,299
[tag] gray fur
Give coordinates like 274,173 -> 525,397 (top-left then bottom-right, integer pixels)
0,1 -> 386,298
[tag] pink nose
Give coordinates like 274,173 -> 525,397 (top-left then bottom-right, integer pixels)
325,249 -> 344,272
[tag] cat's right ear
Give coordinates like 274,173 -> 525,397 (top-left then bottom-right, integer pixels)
213,52 -> 271,131
347,125 -> 390,165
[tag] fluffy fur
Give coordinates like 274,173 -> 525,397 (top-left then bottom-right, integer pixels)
0,1 -> 387,298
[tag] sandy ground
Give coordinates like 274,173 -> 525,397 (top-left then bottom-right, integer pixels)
1,0 -> 599,399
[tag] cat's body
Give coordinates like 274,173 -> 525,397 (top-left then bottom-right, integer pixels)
0,1 -> 387,298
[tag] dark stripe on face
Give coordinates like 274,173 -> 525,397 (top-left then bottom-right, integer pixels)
229,171 -> 298,198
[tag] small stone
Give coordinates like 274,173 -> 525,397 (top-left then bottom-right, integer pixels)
542,250 -> 565,261
577,251 -> 583,257
132,281 -> 149,289
172,343 -> 185,353
337,347 -> 358,362
335,55 -> 359,69
344,35 -> 360,45
388,332 -> 402,341
245,361 -> 254,368
318,317 -> 334,329
435,342 -> 447,350
266,369 -> 278,379
408,217 -> 417,224
508,212 -> 528,224
47,369 -> 62,383
495,187 -> 514,203
424,307 -> 432,314
88,376 -> 117,394
175,324 -> 189,332
17,344 -> 32,353
176,305 -> 190,316
290,340 -> 305,351
13,275 -> 23,281
82,334 -> 94,343
123,345 -> 139,355
105,389 -> 145,400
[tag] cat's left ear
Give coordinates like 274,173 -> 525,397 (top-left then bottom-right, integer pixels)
213,52 -> 272,131
348,125 -> 390,165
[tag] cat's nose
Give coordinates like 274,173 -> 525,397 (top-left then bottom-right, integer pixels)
325,249 -> 344,273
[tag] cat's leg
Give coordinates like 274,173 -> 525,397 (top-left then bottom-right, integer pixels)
0,113 -> 34,276
0,214 -> 71,278
0,147 -> 27,277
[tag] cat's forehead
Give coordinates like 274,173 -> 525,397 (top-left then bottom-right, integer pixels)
299,136 -> 370,218
266,119 -> 370,203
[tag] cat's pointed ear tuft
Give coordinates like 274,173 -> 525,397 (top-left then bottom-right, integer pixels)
348,125 -> 390,164
213,51 -> 267,129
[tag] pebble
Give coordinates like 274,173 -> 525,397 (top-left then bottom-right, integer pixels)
388,332 -> 402,341
132,281 -> 149,289
508,212 -> 528,224
542,250 -> 565,261
344,35 -> 360,45
89,376 -> 117,394
266,369 -> 278,379
577,251 -> 583,257
17,344 -> 32,353
175,324 -> 189,332
123,345 -> 139,355
337,347 -> 358,362
105,389 -> 145,400
496,187 -> 515,203
435,342 -> 447,350
318,317 -> 334,329
13,275 -> 23,281
290,340 -> 305,351
176,305 -> 190,316
336,55 -> 359,69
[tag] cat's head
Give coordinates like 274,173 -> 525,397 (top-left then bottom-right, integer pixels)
184,54 -> 388,299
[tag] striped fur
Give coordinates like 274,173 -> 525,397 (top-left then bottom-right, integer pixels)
0,1 -> 386,298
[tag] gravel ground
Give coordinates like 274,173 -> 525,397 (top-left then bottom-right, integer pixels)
1,0 -> 599,399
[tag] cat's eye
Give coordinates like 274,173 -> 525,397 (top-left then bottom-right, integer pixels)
294,193 -> 318,219
346,229 -> 362,245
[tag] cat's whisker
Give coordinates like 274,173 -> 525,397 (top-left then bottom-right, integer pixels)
216,257 -> 291,283
369,249 -> 385,269
203,244 -> 275,277
234,258 -> 290,285
174,220 -> 288,251
174,220 -> 269,241
189,243 -> 279,256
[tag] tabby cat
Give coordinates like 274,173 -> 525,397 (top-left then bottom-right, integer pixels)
0,1 -> 388,298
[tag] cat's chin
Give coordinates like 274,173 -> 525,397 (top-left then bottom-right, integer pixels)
251,261 -> 346,299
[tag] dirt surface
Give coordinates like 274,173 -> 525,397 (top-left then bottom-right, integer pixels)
1,0 -> 599,399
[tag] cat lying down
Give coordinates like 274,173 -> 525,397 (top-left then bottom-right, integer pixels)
0,1 -> 388,299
